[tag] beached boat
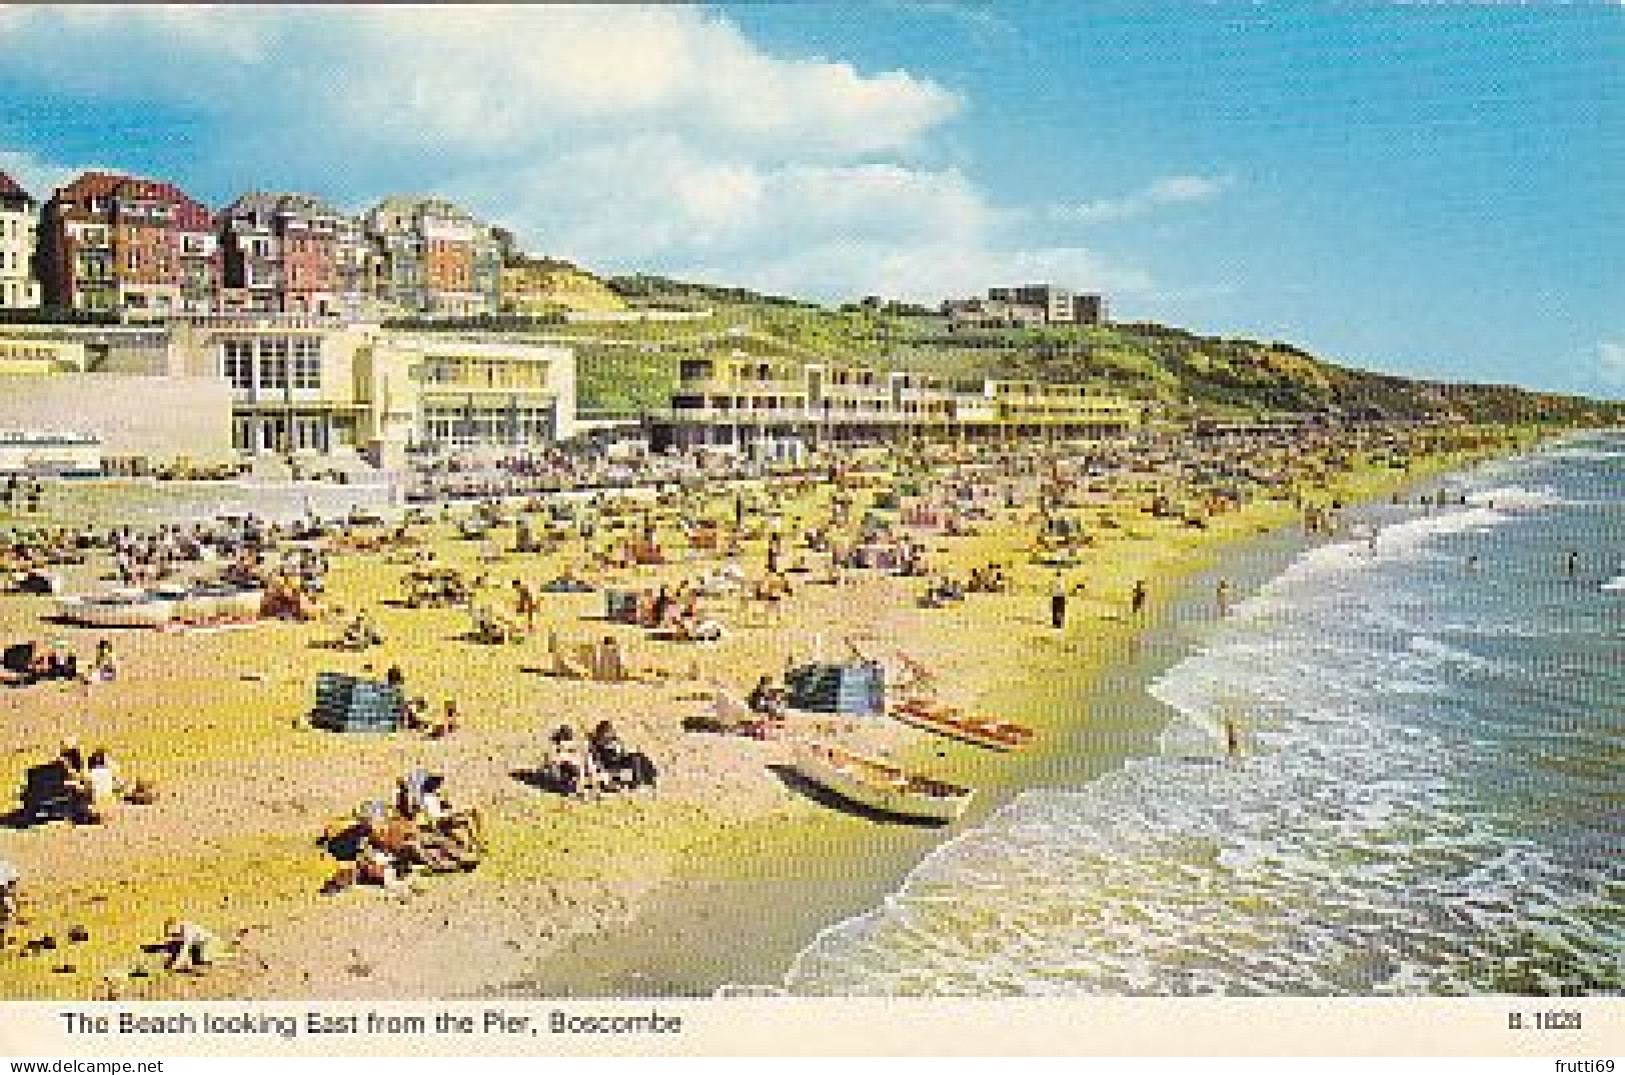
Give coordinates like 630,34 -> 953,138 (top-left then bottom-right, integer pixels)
890,697 -> 1035,752
53,583 -> 263,628
792,740 -> 974,823
54,589 -> 181,628
181,583 -> 264,621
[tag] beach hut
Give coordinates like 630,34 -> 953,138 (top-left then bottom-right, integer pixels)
311,673 -> 407,733
785,661 -> 886,716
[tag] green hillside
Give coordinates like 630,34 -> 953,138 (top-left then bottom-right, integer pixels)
584,274 -> 1621,425
379,270 -> 1613,425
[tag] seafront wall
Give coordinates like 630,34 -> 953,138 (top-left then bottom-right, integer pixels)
0,373 -> 234,465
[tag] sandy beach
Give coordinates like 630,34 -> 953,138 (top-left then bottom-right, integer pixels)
0,428 -> 1532,1001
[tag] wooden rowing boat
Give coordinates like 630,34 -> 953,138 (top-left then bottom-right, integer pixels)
890,697 -> 1035,752
792,740 -> 973,823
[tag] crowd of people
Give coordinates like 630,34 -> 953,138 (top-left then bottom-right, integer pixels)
0,415 -> 1530,993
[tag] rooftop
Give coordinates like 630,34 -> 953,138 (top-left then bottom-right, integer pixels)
0,170 -> 33,204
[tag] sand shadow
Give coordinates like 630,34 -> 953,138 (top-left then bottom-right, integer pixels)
765,763 -> 950,828
510,767 -> 571,797
306,639 -> 374,652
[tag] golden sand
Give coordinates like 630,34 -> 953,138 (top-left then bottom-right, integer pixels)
0,438 -> 1518,999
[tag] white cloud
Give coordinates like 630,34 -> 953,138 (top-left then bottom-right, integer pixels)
883,1 -> 1021,46
1596,341 -> 1625,388
0,7 -> 959,159
0,6 -> 1164,303
0,148 -> 100,199
448,139 -> 1143,303
1051,174 -> 1233,225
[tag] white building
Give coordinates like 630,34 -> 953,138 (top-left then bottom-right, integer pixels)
0,171 -> 41,310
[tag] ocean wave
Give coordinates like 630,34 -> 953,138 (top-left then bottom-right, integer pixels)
1538,444 -> 1624,463
775,442 -> 1622,997
1464,485 -> 1571,510
780,729 -> 1622,996
1406,635 -> 1506,674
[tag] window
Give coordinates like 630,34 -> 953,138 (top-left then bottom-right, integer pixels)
257,337 -> 289,389
221,339 -> 254,389
291,337 -> 322,390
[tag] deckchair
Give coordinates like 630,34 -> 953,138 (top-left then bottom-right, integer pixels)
546,632 -> 592,679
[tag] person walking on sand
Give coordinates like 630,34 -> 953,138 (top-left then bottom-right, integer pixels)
1222,714 -> 1247,760
1050,572 -> 1068,630
1130,579 -> 1148,618
1215,578 -> 1233,618
512,579 -> 538,633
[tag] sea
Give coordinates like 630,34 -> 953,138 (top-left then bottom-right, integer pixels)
776,431 -> 1623,996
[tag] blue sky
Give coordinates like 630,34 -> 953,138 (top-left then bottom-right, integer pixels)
0,4 -> 1620,397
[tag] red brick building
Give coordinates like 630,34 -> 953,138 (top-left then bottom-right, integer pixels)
218,192 -> 367,317
39,171 -> 218,317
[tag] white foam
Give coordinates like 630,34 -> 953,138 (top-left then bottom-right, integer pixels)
777,442 -> 1622,997
1406,635 -> 1504,673
1465,484 -> 1569,510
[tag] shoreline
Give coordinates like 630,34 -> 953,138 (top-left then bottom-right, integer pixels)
504,451 -> 1484,998
0,428 -> 1552,1000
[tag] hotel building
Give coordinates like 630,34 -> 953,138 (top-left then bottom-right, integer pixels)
0,316 -> 576,472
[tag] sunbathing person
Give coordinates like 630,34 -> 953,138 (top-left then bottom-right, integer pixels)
588,720 -> 658,791
341,612 -> 383,650
426,699 -> 461,738
367,813 -> 469,873
417,782 -> 483,853
37,643 -> 77,682
80,748 -> 121,824
746,675 -> 788,720
544,725 -> 595,797
162,918 -> 221,973
674,609 -> 724,642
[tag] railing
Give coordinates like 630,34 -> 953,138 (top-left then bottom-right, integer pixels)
675,378 -> 807,396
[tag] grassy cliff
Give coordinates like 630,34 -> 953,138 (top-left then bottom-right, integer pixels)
582,274 -> 1622,425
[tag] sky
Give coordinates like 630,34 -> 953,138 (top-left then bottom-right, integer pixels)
0,4 -> 1619,398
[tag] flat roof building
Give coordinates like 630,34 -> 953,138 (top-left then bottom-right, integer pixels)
652,349 -> 1142,456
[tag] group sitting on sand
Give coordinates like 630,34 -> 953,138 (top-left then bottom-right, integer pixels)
20,739 -> 147,825
321,771 -> 484,899
542,721 -> 658,798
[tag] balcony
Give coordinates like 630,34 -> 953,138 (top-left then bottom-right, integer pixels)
676,377 -> 806,396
